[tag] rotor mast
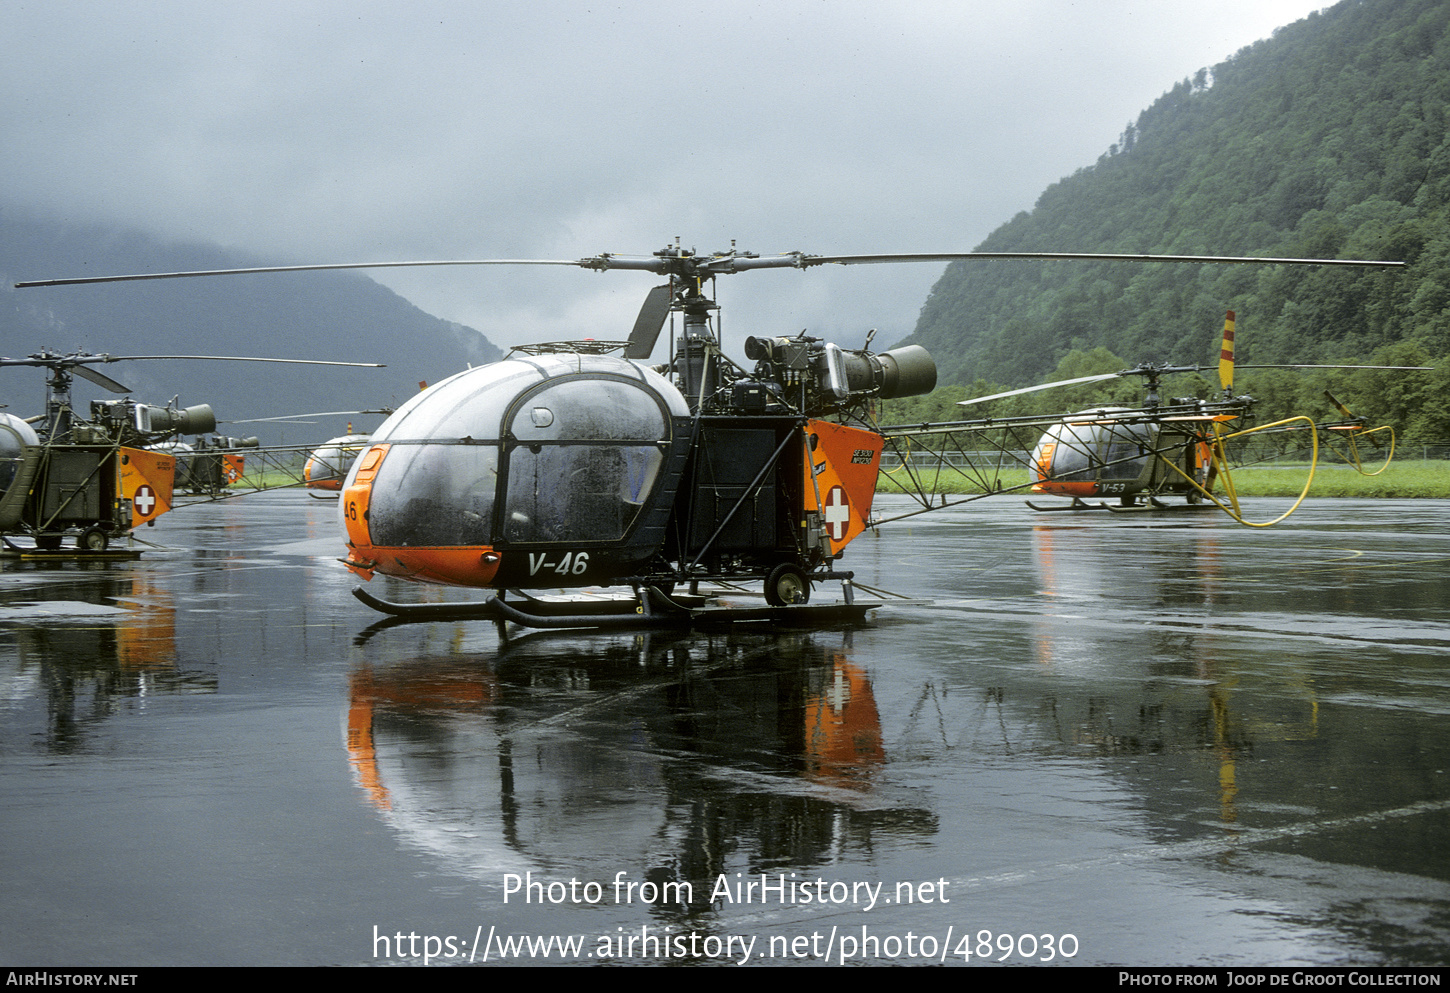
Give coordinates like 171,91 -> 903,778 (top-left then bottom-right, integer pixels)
41,362 -> 75,441
592,240 -> 789,411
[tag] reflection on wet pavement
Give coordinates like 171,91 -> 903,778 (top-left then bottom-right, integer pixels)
2,492 -> 1447,965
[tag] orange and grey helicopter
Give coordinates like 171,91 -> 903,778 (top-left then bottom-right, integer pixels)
875,310 -> 1425,529
300,410 -> 398,495
226,411 -> 389,495
305,433 -> 375,493
1018,324 -> 1423,518
15,245 -> 1404,621
216,406 -> 396,498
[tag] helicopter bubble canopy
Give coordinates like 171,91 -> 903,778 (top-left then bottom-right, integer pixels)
304,434 -> 373,491
1030,411 -> 1155,486
341,354 -> 692,587
0,413 -> 40,499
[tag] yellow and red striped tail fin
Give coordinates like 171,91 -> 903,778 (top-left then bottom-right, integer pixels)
1218,310 -> 1236,392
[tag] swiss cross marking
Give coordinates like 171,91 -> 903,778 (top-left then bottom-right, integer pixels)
133,485 -> 157,517
824,485 -> 851,542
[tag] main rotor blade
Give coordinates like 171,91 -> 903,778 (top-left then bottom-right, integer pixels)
624,284 -> 673,360
228,409 -> 392,423
1233,363 -> 1434,371
14,259 -> 583,288
957,373 -> 1123,407
956,360 -> 1432,408
70,365 -> 132,393
90,354 -> 386,367
803,252 -> 1407,268
17,248 -> 1407,289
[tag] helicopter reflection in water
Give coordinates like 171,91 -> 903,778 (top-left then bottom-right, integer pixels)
0,566 -> 216,753
343,629 -> 931,914
1025,521 -> 1321,826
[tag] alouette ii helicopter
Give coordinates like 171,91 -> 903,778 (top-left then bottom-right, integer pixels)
877,310 -> 1426,529
305,433 -> 375,494
214,408 -> 395,496
15,244 -> 1404,624
299,410 -> 397,495
0,349 -> 383,553
1017,311 -> 1427,520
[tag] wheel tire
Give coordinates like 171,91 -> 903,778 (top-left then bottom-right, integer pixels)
36,534 -> 63,551
764,563 -> 810,606
80,528 -> 109,552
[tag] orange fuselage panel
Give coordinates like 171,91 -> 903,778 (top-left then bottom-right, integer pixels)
803,420 -> 883,557
118,447 -> 176,526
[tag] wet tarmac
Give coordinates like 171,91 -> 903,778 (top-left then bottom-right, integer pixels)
1,491 -> 1447,967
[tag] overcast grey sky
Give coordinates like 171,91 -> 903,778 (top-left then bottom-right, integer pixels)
4,1 -> 1330,353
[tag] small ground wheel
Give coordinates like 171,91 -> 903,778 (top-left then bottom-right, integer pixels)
764,563 -> 810,606
80,528 -> 110,552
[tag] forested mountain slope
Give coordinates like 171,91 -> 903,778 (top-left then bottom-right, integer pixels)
899,0 -> 1450,439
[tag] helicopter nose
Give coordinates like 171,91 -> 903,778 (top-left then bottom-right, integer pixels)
342,444 -> 388,549
339,443 -> 507,587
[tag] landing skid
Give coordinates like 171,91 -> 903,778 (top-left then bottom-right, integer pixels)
352,586 -> 507,620
1105,497 -> 1216,513
1026,496 -> 1216,513
351,584 -> 881,630
1025,497 -> 1105,512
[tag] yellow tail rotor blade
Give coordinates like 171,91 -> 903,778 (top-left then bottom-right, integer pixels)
1218,310 -> 1236,393
1323,389 -> 1356,419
